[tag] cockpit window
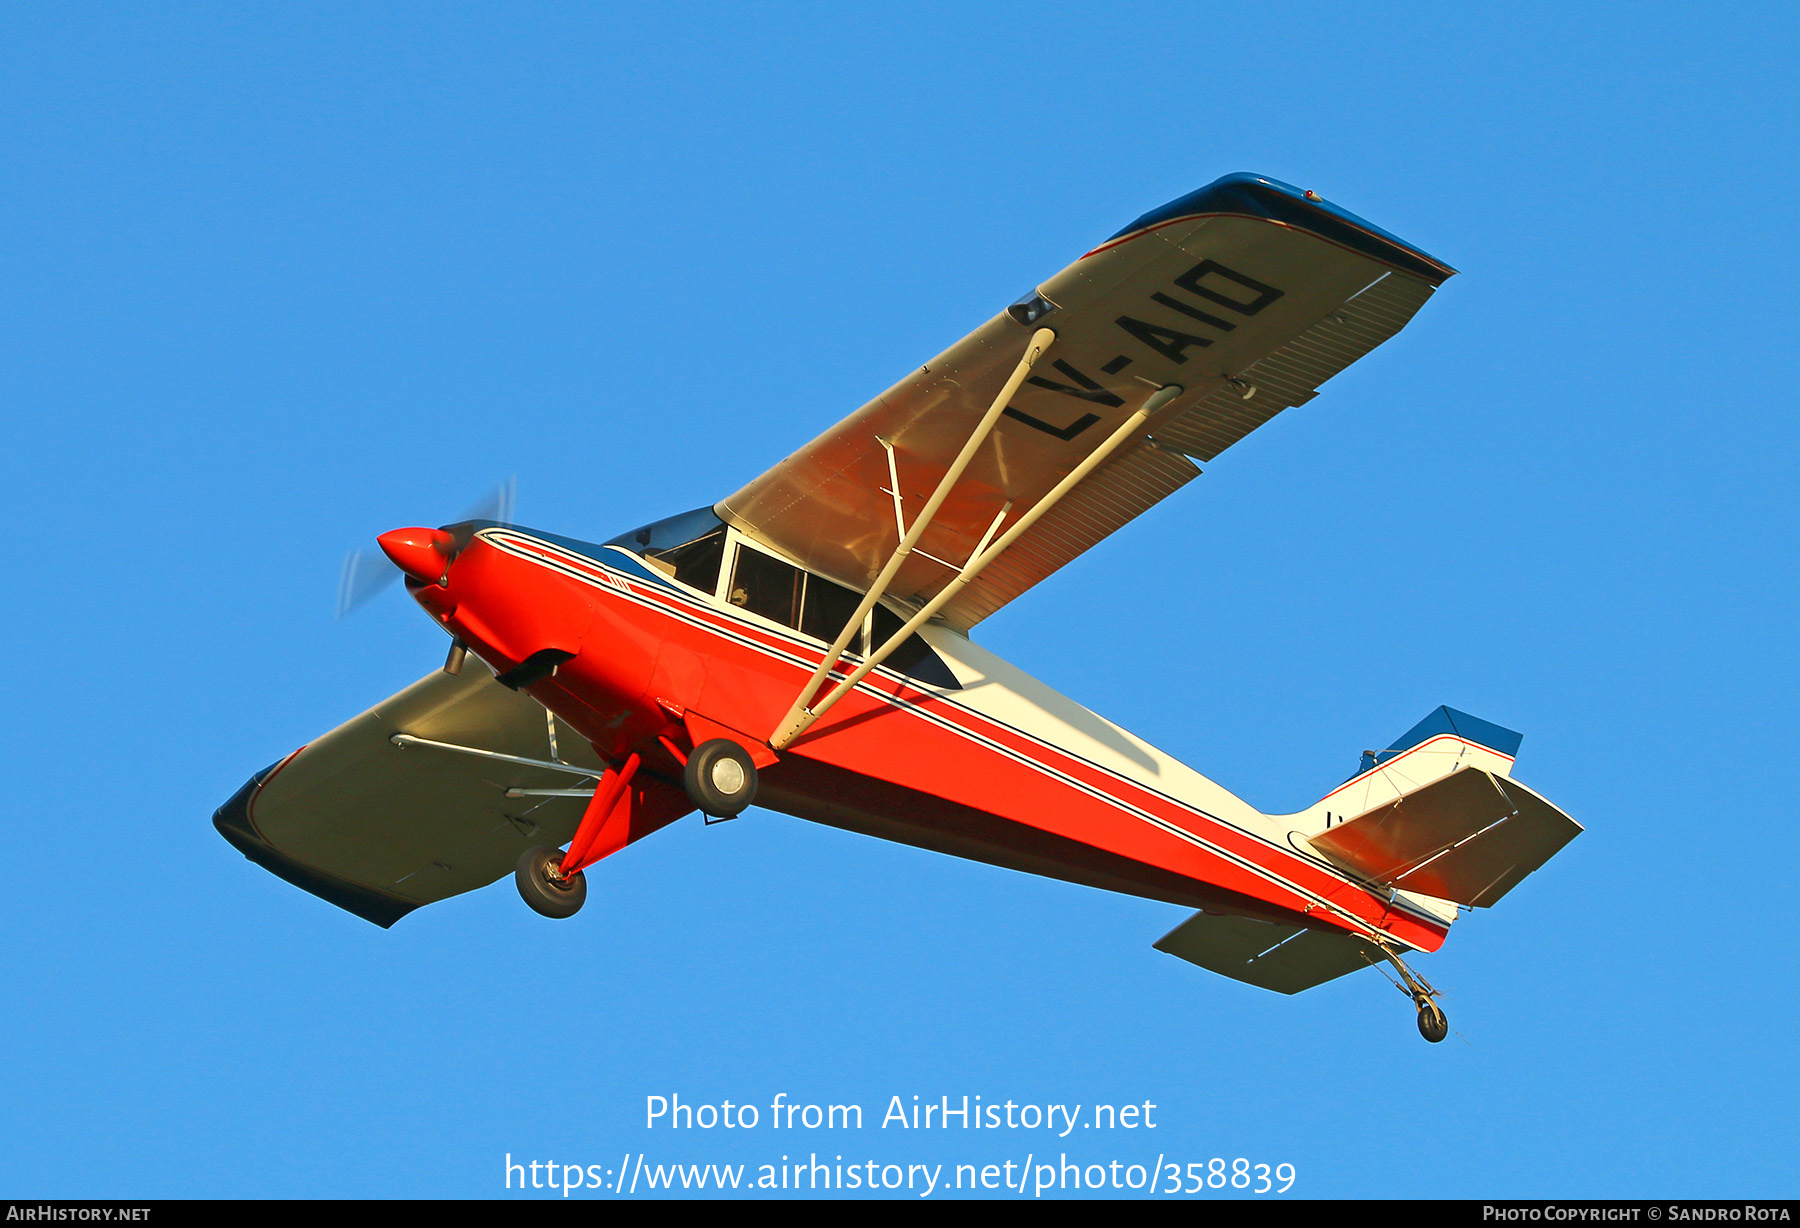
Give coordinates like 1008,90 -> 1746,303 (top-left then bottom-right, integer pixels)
656,527 -> 726,593
728,545 -> 803,626
610,521 -> 961,691
608,507 -> 727,594
725,542 -> 960,690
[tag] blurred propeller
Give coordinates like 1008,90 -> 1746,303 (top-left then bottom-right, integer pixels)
463,475 -> 516,526
334,477 -> 517,619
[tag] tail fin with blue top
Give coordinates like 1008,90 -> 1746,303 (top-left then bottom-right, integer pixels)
1154,706 -> 1580,1000
1297,706 -> 1581,909
1297,705 -> 1529,838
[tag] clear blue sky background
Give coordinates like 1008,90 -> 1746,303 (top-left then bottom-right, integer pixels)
1,3 -> 1794,1200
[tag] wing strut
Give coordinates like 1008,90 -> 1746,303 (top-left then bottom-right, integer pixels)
771,379 -> 1184,749
388,732 -> 604,780
767,327 -> 1056,742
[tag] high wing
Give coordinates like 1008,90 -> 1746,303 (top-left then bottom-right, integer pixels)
214,663 -> 608,926
720,173 -> 1454,630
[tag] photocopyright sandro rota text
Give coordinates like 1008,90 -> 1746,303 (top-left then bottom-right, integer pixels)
504,1092 -> 1298,1197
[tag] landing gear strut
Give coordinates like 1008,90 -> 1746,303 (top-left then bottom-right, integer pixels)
1376,942 -> 1449,1043
1416,997 -> 1449,1043
515,845 -> 586,918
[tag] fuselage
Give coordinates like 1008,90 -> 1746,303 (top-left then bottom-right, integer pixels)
405,515 -> 1454,953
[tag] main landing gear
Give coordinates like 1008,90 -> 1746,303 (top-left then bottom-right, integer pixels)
512,737 -> 759,918
682,738 -> 759,818
515,845 -> 587,919
1376,942 -> 1449,1043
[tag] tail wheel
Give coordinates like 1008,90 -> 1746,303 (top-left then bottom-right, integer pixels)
515,845 -> 586,918
683,738 -> 759,817
1416,998 -> 1449,1043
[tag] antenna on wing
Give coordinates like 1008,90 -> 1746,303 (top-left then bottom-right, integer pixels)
335,477 -> 518,619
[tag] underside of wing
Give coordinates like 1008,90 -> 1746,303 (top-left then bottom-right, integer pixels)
214,664 -> 602,925
720,173 -> 1454,629
1154,909 -> 1386,994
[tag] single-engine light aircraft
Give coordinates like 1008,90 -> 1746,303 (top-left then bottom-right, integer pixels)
216,173 -> 1580,1042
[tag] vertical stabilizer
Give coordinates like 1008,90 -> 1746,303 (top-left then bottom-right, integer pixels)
1288,705 -> 1524,837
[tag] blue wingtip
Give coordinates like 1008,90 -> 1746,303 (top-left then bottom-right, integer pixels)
1104,172 -> 1456,285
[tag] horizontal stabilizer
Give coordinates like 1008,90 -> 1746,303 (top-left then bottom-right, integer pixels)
1307,768 -> 1581,908
1154,910 -> 1384,995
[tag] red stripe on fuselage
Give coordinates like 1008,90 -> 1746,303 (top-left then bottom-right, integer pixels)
452,532 -> 1450,950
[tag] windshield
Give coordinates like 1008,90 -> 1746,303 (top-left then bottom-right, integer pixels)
605,506 -> 724,555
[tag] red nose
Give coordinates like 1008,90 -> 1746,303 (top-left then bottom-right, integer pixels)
377,527 -> 456,585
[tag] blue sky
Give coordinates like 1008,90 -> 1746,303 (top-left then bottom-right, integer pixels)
1,3 -> 1794,1199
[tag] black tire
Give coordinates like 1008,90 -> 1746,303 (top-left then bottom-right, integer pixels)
683,738 -> 759,817
515,845 -> 586,919
1417,998 -> 1449,1043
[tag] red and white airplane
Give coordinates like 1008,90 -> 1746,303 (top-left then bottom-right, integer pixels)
215,173 -> 1579,1041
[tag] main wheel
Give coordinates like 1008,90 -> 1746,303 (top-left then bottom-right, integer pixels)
515,845 -> 586,918
1416,998 -> 1448,1043
683,738 -> 759,817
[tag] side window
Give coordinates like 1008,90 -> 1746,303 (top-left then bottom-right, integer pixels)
723,544 -> 959,691
728,547 -> 803,626
800,571 -> 864,646
871,606 -> 961,690
729,544 -> 863,645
